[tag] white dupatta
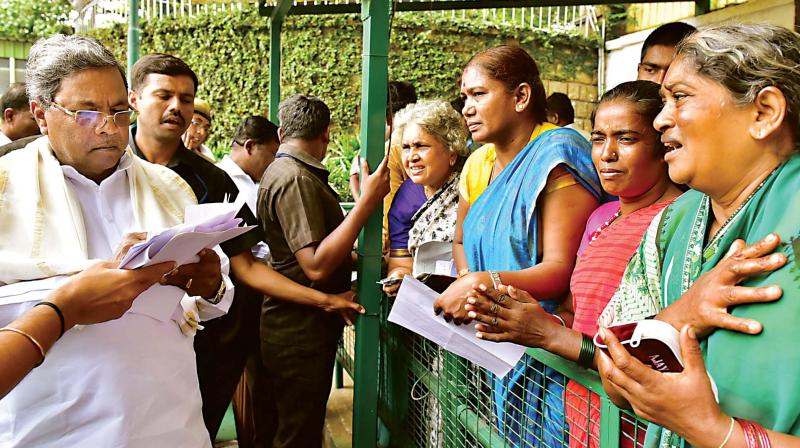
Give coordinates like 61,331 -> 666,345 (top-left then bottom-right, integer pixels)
0,136 -> 196,284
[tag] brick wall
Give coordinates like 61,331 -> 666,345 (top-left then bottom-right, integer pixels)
543,77 -> 598,133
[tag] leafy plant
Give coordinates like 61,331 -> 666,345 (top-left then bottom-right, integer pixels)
324,133 -> 360,202
87,9 -> 599,196
88,8 -> 598,159
0,0 -> 73,39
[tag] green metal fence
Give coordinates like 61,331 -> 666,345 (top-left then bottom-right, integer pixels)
337,293 -> 650,448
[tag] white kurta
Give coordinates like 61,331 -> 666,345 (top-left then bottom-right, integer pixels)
217,155 -> 270,261
0,131 -> 11,146
216,155 -> 257,214
0,154 -> 233,448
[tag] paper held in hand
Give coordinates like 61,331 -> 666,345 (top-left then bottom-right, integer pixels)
0,203 -> 254,324
387,277 -> 526,378
119,202 -> 254,321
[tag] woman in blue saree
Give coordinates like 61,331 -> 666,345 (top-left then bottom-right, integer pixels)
433,45 -> 605,446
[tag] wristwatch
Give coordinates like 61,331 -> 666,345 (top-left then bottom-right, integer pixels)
205,278 -> 226,305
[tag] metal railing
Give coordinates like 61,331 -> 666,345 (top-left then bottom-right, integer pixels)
74,0 -> 250,32
74,0 -> 600,37
335,292 -> 650,448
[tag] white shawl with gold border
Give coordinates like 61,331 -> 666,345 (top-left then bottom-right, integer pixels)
0,136 -> 197,284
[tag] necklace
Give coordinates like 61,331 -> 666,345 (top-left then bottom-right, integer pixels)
702,168 -> 776,261
590,208 -> 622,243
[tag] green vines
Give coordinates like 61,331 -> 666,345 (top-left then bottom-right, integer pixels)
87,7 -> 598,199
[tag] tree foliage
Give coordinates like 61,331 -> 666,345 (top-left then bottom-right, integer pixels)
0,0 -> 73,39
88,6 -> 598,199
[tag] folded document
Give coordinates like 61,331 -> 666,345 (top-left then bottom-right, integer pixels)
119,202 -> 253,321
0,203 -> 252,324
388,277 -> 526,378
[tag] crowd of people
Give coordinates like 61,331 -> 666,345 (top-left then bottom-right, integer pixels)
0,17 -> 797,448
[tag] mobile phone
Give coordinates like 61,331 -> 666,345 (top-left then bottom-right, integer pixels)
377,277 -> 402,286
594,320 -> 720,401
593,320 -> 683,373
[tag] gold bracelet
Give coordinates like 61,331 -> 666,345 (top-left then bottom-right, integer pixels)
718,417 -> 736,448
457,268 -> 470,278
0,327 -> 45,366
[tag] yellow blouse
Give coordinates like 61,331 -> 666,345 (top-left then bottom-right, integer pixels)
458,122 -> 559,204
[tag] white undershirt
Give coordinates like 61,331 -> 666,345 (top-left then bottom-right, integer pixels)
217,155 -> 270,261
62,153 -> 136,259
0,154 -> 233,447
0,131 -> 11,146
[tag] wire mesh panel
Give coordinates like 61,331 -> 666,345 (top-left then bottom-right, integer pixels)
619,410 -> 648,448
376,293 -> 652,448
336,324 -> 357,377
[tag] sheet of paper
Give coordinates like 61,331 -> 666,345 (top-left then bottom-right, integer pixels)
123,225 -> 253,321
143,225 -> 254,268
117,202 -> 254,321
118,202 -> 245,269
126,283 -> 185,322
388,277 -> 526,377
184,202 -> 240,226
0,276 -> 69,306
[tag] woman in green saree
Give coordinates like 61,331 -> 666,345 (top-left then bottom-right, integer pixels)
596,23 -> 800,447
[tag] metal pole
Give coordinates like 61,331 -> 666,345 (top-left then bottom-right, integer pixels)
352,0 -> 390,446
268,18 -> 282,124
127,0 -> 140,82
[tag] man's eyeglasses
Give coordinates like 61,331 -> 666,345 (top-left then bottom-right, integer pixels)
190,119 -> 211,132
49,102 -> 136,130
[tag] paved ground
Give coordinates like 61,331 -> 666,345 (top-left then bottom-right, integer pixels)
214,369 -> 355,448
324,371 -> 354,448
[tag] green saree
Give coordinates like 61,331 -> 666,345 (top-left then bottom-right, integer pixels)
600,154 -> 800,446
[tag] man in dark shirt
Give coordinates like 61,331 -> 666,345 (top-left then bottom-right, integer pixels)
127,55 -> 366,443
637,21 -> 696,84
257,94 -> 388,447
128,54 -> 261,441
0,83 -> 40,145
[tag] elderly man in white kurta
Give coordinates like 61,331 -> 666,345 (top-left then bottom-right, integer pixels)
0,35 -> 232,447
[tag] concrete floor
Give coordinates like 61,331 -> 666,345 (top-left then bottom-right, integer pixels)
324,370 -> 355,448
214,369 -> 355,448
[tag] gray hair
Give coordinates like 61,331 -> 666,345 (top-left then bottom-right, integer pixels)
278,94 -> 330,140
391,99 -> 469,157
676,23 -> 800,139
26,34 -> 127,107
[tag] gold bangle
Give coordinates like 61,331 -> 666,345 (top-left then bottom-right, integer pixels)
0,326 -> 45,366
457,268 -> 470,278
718,417 -> 736,448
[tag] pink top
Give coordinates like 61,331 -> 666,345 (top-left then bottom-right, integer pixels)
576,201 -> 621,257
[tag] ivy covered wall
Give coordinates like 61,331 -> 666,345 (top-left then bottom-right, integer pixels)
89,8 -> 599,152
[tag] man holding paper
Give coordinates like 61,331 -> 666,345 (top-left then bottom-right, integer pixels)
0,35 -> 232,447
127,54 -> 367,441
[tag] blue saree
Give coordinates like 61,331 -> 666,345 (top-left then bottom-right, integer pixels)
463,128 -> 603,447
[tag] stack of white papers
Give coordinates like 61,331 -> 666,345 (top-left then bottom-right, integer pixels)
119,202 -> 254,321
388,277 -> 527,378
119,203 -> 252,270
0,203 -> 254,324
